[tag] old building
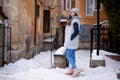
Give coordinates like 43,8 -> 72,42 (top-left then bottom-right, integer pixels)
0,0 -> 44,66
0,0 -> 108,66
50,0 -> 107,49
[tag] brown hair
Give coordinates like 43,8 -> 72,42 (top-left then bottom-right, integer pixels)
66,13 -> 78,25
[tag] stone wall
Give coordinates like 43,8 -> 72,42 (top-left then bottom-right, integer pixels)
43,0 -> 60,37
36,0 -> 44,52
1,0 -> 43,64
2,0 -> 35,50
7,47 -> 35,63
54,54 -> 68,68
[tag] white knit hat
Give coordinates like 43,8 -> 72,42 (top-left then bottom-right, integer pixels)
70,8 -> 79,16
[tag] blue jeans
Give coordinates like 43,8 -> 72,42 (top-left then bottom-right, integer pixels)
66,49 -> 76,69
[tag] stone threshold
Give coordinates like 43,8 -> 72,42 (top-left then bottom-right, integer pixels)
105,55 -> 120,61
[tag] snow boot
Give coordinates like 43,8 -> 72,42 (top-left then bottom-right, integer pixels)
65,68 -> 74,75
71,69 -> 80,77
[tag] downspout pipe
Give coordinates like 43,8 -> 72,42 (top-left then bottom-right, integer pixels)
34,0 -> 37,46
58,0 -> 61,26
3,19 -> 8,62
1,11 -> 8,66
2,18 -> 8,66
32,0 -> 37,55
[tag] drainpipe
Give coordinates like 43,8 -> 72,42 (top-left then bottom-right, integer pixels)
4,19 -> 8,62
33,0 -> 37,55
2,19 -> 8,66
34,0 -> 37,46
96,0 -> 100,55
58,0 -> 61,26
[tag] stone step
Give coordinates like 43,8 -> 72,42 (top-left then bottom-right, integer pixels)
106,55 -> 120,61
117,73 -> 120,79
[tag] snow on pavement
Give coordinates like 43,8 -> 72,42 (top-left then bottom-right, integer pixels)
0,50 -> 119,80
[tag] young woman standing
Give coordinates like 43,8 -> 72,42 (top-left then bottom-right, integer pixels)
63,8 -> 80,77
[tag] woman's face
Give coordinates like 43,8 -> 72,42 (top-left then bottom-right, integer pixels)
70,11 -> 75,17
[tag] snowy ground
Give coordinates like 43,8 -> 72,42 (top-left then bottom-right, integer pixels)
0,50 -> 119,80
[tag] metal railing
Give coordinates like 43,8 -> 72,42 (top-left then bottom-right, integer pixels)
90,27 -> 109,57
51,27 -> 65,50
50,27 -> 65,67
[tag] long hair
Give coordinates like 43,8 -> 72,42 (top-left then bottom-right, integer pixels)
67,13 -> 78,25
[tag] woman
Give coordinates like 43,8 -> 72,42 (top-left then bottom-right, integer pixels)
64,8 -> 80,77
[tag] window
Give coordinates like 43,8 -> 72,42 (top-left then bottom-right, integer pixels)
86,0 -> 94,16
0,0 -> 2,12
93,0 -> 102,11
86,0 -> 102,16
36,5 -> 40,17
64,0 -> 75,10
66,0 -> 71,10
0,0 -> 2,7
43,10 -> 50,33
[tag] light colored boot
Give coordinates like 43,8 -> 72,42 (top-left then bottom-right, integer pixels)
65,68 -> 74,75
71,69 -> 80,77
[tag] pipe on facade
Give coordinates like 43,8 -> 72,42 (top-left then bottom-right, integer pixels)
33,0 -> 38,56
2,23 -> 4,66
58,0 -> 61,27
34,0 -> 37,46
2,18 -> 8,66
3,19 -> 8,62
0,1 -> 8,66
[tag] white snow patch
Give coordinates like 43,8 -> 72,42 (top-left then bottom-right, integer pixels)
43,37 -> 55,42
0,50 -> 119,80
92,50 -> 104,60
54,47 -> 66,55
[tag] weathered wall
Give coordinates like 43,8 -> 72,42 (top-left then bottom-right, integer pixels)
1,0 -> 44,63
2,0 -> 35,50
1,0 -> 35,62
19,0 -> 35,47
36,0 -> 44,51
43,0 -> 60,38
3,0 -> 19,50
